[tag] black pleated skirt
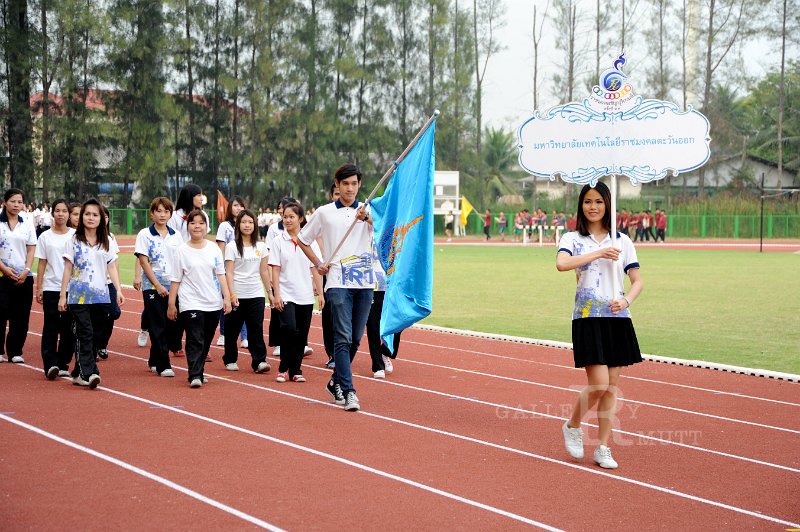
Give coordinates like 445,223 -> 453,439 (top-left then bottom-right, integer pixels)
571,317 -> 642,368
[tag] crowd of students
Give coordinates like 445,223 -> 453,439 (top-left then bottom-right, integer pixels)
2,171 -> 644,468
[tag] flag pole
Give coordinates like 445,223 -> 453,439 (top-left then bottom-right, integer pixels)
321,109 -> 440,265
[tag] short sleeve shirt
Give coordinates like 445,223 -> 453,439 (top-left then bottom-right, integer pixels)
0,212 -> 37,277
63,236 -> 118,304
35,227 -> 75,291
268,231 -> 320,305
134,225 -> 184,291
297,201 -> 374,291
170,241 -> 225,312
167,209 -> 211,242
558,231 -> 639,319
216,221 -> 235,244
224,241 -> 268,299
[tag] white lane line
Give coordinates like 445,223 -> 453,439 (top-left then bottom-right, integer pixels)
22,325 -> 800,473
0,414 -> 284,531
14,361 -> 799,529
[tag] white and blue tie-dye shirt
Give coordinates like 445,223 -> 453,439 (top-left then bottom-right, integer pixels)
558,231 -> 639,320
170,240 -> 225,312
215,220 -> 235,245
134,224 -> 184,291
63,236 -> 118,304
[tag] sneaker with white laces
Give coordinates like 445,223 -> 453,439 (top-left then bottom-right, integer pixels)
216,336 -> 225,346
255,361 -> 271,373
58,370 -> 70,377
373,370 -> 385,379
72,375 -> 89,386
202,377 -> 209,384
272,346 -> 281,357
344,392 -> 360,411
137,330 -> 149,347
326,379 -> 345,405
96,349 -> 108,360
190,378 -> 202,388
593,445 -> 618,469
88,374 -> 101,389
240,339 -> 249,348
225,363 -> 240,371
382,355 -> 393,374
46,366 -> 59,380
562,422 -> 584,459
11,355 -> 24,363
276,372 -> 288,383
303,345 -> 313,357
160,369 -> 175,378
292,374 -> 306,382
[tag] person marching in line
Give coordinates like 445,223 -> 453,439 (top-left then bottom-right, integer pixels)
216,196 -> 248,348
223,208 -> 272,374
67,202 -> 81,229
135,197 -> 185,377
557,181 -> 643,469
365,242 -> 400,379
0,188 -> 37,364
93,205 -> 121,361
133,259 -> 150,348
168,183 -> 209,242
269,202 -> 323,383
298,163 -> 374,412
320,182 -> 340,369
35,199 -> 76,379
58,198 -> 124,389
168,209 -> 232,388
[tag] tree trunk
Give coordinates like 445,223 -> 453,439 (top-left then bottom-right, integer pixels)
699,0 -> 715,198
185,0 -> 196,174
777,0 -> 786,189
5,0 -> 34,191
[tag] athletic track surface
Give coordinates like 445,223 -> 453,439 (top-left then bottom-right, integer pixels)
2,238 -> 799,530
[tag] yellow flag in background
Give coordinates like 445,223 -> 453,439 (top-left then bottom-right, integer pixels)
460,196 -> 474,227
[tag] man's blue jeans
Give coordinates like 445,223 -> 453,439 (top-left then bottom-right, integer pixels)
325,288 -> 373,394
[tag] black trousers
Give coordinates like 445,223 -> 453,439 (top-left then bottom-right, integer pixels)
41,291 -> 75,372
366,291 -> 402,372
142,290 -> 180,373
0,276 -> 33,358
268,307 -> 282,348
180,309 -> 219,383
224,297 -> 267,370
97,283 -> 121,351
321,275 -> 334,359
655,228 -> 666,242
276,302 -> 312,377
69,303 -> 110,379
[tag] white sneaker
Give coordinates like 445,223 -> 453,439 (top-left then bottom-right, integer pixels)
593,445 -> 618,469
137,330 -> 149,347
88,374 -> 101,389
255,361 -> 271,373
58,370 -> 70,377
382,355 -> 393,374
190,378 -> 202,388
562,422 -> 584,459
272,346 -> 281,357
160,369 -> 175,377
46,366 -> 59,380
216,336 -> 225,346
303,345 -> 313,357
240,339 -> 249,349
11,355 -> 24,363
373,370 -> 385,379
72,375 -> 89,386
225,363 -> 240,371
149,366 -> 157,374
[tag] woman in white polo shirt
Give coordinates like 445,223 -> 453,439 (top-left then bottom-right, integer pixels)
269,202 -> 323,383
556,181 -> 643,470
223,209 -> 271,374
0,188 -> 37,364
168,209 -> 232,388
35,198 -> 75,379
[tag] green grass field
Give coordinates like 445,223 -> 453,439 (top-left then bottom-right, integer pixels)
116,246 -> 800,374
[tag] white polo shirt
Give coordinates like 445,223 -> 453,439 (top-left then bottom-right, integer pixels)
167,209 -> 211,242
134,224 -> 184,291
63,236 -> 118,304
265,221 -> 282,252
170,240 -> 225,312
297,200 -> 374,291
35,227 -> 75,291
0,212 -> 37,277
268,231 -> 320,305
558,231 -> 639,320
216,220 -> 235,244
224,240 -> 268,299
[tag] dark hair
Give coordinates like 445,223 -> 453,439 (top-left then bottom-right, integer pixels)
185,208 -> 207,226
149,196 -> 174,214
225,195 -> 246,223
76,198 -> 110,251
51,198 -> 69,215
329,181 -> 338,198
575,181 -> 612,236
3,188 -> 24,203
277,196 -> 296,211
234,209 -> 258,256
282,201 -> 307,229
334,163 -> 361,183
175,183 -> 203,214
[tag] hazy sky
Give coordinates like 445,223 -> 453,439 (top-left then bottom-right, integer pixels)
481,0 -> 786,132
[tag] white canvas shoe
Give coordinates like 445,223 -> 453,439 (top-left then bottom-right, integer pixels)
562,422 -> 584,459
593,445 -> 618,469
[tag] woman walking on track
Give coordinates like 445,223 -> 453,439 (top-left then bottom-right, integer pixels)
35,199 -> 75,379
269,202 -> 323,383
556,181 -> 643,469
365,242 -> 399,379
0,188 -> 37,364
216,196 -> 248,348
168,183 -> 209,242
168,209 -> 232,388
58,198 -> 124,389
135,197 -> 185,377
94,205 -> 121,361
223,209 -> 271,374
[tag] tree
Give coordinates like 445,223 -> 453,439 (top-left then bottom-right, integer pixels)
531,1 -> 548,110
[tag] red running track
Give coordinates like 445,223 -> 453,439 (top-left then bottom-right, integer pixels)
1,287 -> 799,530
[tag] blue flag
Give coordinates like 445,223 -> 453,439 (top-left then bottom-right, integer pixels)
370,121 -> 436,353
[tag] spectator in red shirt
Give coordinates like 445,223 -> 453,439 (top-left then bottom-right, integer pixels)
483,209 -> 492,241
619,209 -> 629,236
655,209 -> 667,242
630,211 -> 642,242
